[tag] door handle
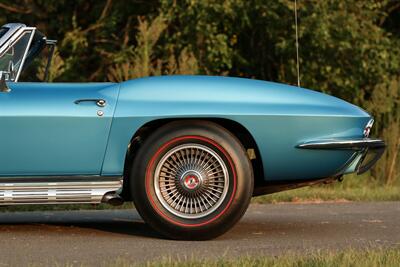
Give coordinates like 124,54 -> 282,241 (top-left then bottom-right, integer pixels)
74,99 -> 106,107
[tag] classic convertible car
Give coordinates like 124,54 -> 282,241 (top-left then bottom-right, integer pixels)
0,23 -> 385,240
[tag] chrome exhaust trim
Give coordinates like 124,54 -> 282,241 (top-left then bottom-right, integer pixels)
102,192 -> 124,206
0,176 -> 123,205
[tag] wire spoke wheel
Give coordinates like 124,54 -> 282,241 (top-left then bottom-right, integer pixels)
154,143 -> 229,219
132,121 -> 253,240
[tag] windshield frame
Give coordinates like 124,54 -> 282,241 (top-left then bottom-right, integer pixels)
0,24 -> 36,82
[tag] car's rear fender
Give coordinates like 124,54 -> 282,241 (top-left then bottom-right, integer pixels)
101,76 -> 371,182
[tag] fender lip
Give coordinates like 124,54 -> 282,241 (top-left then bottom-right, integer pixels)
296,138 -> 386,175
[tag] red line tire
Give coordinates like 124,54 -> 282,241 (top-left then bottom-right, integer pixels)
130,120 -> 253,240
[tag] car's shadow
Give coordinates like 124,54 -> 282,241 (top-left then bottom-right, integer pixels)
0,209 -> 162,239
0,207 -> 351,241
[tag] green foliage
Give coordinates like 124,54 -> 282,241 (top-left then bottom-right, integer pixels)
0,0 -> 398,183
107,14 -> 198,81
159,0 -> 246,74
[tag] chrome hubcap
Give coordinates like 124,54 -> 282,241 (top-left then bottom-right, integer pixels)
154,143 -> 229,219
180,170 -> 203,191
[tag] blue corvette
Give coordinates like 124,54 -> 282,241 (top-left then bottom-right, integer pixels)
0,23 -> 385,239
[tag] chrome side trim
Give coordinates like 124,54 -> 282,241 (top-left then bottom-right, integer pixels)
0,176 -> 123,205
296,138 -> 385,150
0,175 -> 121,183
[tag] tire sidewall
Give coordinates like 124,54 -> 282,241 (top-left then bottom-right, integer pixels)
131,121 -> 253,239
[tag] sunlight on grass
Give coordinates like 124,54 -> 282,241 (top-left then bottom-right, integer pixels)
253,184 -> 400,204
100,248 -> 400,267
253,174 -> 400,204
28,249 -> 400,267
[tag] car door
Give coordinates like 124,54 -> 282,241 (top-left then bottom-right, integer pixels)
0,82 -> 120,176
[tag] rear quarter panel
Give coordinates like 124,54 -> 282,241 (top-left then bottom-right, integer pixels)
102,76 -> 370,181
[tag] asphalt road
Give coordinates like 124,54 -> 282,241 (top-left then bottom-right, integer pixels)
0,202 -> 399,266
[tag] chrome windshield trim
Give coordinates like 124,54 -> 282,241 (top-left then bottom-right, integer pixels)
14,28 -> 35,81
0,26 -> 36,57
0,23 -> 26,48
296,138 -> 385,150
0,25 -> 37,82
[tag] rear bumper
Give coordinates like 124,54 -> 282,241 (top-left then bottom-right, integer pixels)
297,138 -> 385,174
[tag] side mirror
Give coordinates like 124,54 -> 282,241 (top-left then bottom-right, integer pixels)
0,72 -> 10,93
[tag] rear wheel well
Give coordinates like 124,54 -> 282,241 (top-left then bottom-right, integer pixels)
121,118 -> 264,200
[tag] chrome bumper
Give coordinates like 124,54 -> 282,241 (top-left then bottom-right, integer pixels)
297,138 -> 386,174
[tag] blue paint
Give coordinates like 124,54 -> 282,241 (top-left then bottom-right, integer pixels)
103,76 -> 370,181
0,76 -> 371,181
0,82 -> 119,175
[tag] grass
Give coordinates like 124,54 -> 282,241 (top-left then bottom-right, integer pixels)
254,174 -> 400,204
29,248 -> 400,267
1,175 -> 399,212
253,183 -> 400,204
98,248 -> 400,267
253,185 -> 400,204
